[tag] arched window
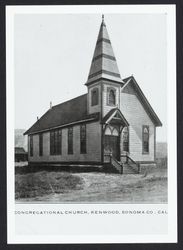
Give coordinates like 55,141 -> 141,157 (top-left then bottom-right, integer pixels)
108,89 -> 116,106
112,128 -> 119,136
143,126 -> 149,153
91,88 -> 99,106
105,126 -> 112,135
122,127 -> 129,152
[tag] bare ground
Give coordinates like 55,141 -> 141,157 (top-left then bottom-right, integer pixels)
15,166 -> 167,203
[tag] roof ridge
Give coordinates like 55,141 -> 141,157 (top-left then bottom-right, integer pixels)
52,93 -> 87,109
122,75 -> 133,81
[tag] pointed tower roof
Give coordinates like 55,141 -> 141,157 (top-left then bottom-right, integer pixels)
86,15 -> 123,86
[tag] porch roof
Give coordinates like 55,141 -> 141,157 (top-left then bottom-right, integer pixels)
101,108 -> 129,127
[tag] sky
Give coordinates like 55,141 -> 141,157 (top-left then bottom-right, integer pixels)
14,13 -> 167,142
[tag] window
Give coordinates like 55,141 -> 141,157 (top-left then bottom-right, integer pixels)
80,124 -> 86,154
39,133 -> 43,156
142,126 -> 149,153
91,88 -> 99,106
122,127 -> 129,152
30,135 -> 33,156
68,127 -> 73,154
108,88 -> 116,106
50,129 -> 62,155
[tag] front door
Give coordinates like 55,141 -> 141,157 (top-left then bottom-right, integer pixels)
104,135 -> 120,161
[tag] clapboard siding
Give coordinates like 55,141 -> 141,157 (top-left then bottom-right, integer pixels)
29,121 -> 101,163
102,83 -> 120,117
88,83 -> 101,114
120,91 -> 155,161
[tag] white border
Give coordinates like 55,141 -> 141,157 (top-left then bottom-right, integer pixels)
6,5 -> 177,244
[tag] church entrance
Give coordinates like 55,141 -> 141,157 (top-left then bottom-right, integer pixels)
102,108 -> 129,163
104,135 -> 120,161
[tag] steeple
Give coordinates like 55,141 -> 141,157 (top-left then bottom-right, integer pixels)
86,15 -> 123,85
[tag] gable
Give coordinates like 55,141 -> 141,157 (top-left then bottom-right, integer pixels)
121,76 -> 162,127
121,81 -> 136,95
102,108 -> 129,127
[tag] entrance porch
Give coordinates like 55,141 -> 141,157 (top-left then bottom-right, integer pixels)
101,108 -> 140,174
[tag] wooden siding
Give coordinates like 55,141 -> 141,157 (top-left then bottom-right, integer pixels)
120,89 -> 155,162
28,121 -> 101,163
102,82 -> 120,117
88,83 -> 101,114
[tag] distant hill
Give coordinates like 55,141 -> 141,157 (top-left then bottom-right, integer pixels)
156,142 -> 167,158
15,129 -> 27,151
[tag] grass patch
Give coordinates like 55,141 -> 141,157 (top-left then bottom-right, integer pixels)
15,163 -> 167,203
15,171 -> 84,199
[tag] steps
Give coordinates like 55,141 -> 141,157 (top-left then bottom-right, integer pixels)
104,154 -> 140,174
110,157 -> 123,174
122,163 -> 139,174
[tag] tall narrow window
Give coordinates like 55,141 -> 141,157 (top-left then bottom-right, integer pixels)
39,133 -> 43,156
68,127 -> 73,154
122,127 -> 129,152
58,129 -> 62,155
108,89 -> 116,106
50,129 -> 62,155
91,88 -> 99,106
143,126 -> 149,153
80,124 -> 86,154
50,131 -> 54,155
30,135 -> 33,156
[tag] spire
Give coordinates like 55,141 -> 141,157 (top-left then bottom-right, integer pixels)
86,17 -> 123,85
102,14 -> 104,22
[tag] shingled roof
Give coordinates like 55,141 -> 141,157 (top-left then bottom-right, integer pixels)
85,16 -> 123,85
15,147 -> 27,154
24,94 -> 99,135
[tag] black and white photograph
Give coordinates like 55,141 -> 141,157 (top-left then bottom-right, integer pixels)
14,12 -> 167,203
6,5 -> 177,243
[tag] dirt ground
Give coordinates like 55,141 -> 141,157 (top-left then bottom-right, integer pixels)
15,166 -> 167,203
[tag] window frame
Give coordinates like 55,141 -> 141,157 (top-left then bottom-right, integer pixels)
39,133 -> 43,156
122,126 -> 129,152
142,125 -> 149,154
80,124 -> 87,154
68,127 -> 73,155
50,129 -> 62,155
30,135 -> 33,157
107,87 -> 116,106
91,87 -> 99,106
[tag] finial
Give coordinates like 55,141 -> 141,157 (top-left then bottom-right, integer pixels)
102,14 -> 104,22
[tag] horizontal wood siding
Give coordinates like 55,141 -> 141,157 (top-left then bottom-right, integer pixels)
29,121 -> 101,163
102,82 -> 120,117
120,92 -> 155,162
88,83 -> 101,114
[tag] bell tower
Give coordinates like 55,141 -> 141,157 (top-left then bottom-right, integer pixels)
85,15 -> 124,118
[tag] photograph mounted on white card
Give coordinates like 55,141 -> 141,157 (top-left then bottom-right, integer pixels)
13,12 -> 168,204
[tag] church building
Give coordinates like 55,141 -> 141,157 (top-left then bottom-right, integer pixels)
24,16 -> 162,174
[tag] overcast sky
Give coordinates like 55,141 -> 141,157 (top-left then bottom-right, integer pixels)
14,13 -> 167,142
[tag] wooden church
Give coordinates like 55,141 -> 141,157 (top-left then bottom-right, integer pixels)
24,16 -> 162,174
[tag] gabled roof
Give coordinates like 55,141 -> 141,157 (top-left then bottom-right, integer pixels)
122,76 -> 162,127
15,147 -> 26,154
24,94 -> 99,135
85,17 -> 123,85
102,108 -> 129,127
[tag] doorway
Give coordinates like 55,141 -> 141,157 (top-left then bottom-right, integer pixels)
104,135 -> 120,161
